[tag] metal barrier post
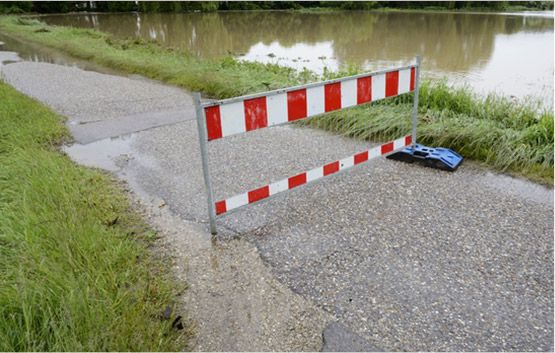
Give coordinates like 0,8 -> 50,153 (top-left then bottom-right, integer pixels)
193,62 -> 443,220
193,92 -> 218,235
411,55 -> 421,150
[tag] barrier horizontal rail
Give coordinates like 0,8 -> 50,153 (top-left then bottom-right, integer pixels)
201,65 -> 416,141
194,57 -> 422,234
214,135 -> 412,215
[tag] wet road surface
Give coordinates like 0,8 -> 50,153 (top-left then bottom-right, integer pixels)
1,61 -> 553,351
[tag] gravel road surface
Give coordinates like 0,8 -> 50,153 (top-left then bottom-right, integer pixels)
1,60 -> 553,351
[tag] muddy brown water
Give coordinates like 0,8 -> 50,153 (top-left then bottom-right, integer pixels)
39,10 -> 554,106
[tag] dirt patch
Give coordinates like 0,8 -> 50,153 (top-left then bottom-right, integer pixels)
129,190 -> 331,351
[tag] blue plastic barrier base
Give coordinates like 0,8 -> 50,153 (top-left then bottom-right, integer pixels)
386,144 -> 463,171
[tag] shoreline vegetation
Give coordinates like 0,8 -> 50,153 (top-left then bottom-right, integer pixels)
0,15 -> 552,185
0,80 -> 189,350
10,7 -> 555,17
0,1 -> 552,14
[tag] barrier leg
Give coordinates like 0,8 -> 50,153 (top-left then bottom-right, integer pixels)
411,55 -> 421,150
193,92 -> 218,235
388,56 -> 464,171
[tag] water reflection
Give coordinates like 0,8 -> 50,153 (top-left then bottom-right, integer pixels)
37,11 -> 555,104
0,32 -> 125,75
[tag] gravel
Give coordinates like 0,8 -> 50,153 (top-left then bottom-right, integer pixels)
2,59 -> 553,351
322,322 -> 383,352
136,194 -> 330,351
1,62 -> 192,124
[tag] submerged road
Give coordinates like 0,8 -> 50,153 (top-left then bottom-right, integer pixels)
1,61 -> 553,351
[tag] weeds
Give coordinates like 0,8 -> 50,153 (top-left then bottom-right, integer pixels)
303,80 -> 553,183
0,81 -> 186,350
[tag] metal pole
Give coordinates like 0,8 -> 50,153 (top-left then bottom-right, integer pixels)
411,55 -> 421,151
193,92 -> 218,235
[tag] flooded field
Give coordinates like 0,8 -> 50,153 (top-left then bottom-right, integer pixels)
39,10 -> 554,105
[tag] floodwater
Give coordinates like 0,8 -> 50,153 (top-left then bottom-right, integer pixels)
40,10 -> 554,106
0,31 -> 123,75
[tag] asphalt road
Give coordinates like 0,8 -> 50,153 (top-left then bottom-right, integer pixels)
2,60 -> 553,351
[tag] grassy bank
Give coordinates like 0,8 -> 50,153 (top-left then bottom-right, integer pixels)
295,6 -> 552,13
0,16 -> 314,98
367,6 -> 553,13
303,81 -> 553,184
0,80 -> 186,350
0,16 -> 552,184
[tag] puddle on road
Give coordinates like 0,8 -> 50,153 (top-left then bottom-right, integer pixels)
0,32 -> 126,76
0,51 -> 22,66
477,171 -> 553,206
63,134 -> 135,172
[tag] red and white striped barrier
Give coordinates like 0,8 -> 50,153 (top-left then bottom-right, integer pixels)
194,59 -> 421,234
203,66 -> 416,141
214,135 -> 412,215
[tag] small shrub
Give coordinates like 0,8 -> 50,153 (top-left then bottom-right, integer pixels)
6,6 -> 24,14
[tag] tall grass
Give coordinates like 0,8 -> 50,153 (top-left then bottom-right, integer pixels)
0,16 -> 552,183
0,81 -> 186,351
0,16 -> 316,98
304,80 -> 553,183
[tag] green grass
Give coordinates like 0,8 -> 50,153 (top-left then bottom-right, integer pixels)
0,15 -> 552,184
0,16 -> 316,99
303,80 -> 553,184
0,81 -> 187,350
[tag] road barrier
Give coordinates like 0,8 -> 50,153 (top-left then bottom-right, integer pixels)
194,56 -> 421,234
